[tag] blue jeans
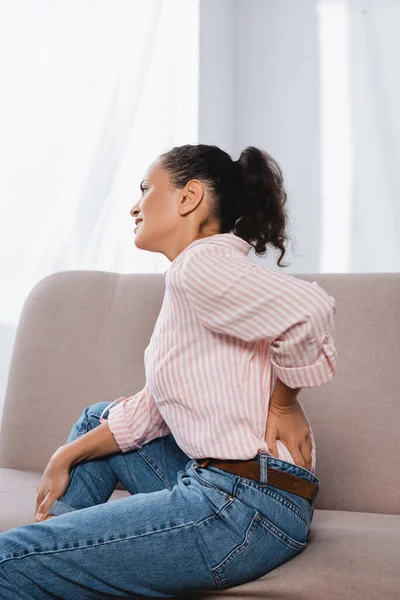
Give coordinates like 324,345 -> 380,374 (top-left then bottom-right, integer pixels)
0,401 -> 320,598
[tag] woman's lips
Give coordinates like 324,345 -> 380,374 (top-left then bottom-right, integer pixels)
134,221 -> 143,233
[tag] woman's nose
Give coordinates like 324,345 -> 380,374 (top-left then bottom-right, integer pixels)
130,202 -> 141,217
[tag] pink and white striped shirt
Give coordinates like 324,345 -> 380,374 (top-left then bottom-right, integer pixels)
100,232 -> 337,474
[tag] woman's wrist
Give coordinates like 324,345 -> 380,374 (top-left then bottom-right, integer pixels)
50,444 -> 75,469
270,376 -> 301,407
51,421 -> 121,468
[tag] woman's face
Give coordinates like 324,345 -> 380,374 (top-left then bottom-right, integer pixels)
130,158 -> 217,261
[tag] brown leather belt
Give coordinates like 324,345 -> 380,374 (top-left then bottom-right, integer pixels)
195,458 -> 319,501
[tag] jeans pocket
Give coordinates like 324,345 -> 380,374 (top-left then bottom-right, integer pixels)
190,465 -> 234,501
266,485 -> 314,525
211,511 -> 306,590
238,477 -> 312,541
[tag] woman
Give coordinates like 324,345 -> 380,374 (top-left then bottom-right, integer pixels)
0,144 -> 337,598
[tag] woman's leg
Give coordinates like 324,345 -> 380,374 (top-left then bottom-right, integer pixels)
0,456 -> 314,598
0,397 -> 315,598
47,401 -> 192,517
0,472 -> 218,597
0,451 -> 239,597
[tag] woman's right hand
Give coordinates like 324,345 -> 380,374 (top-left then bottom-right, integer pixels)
35,448 -> 73,522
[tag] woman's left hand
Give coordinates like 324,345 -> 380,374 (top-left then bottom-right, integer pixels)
264,399 -> 313,471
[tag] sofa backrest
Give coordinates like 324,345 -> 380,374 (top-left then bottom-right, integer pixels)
0,270 -> 398,515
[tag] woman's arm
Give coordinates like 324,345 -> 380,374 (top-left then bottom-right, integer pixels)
270,376 -> 301,407
53,420 -> 121,468
266,376 -> 313,470
180,243 -> 337,389
54,385 -> 171,468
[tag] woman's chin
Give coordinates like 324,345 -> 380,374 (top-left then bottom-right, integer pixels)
134,233 -> 146,249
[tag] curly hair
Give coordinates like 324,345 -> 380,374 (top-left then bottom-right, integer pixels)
159,144 -> 292,267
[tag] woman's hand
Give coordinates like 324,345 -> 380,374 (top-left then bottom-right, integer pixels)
35,448 -> 73,522
265,399 -> 313,471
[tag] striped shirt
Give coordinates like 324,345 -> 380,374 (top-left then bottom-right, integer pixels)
100,232 -> 337,474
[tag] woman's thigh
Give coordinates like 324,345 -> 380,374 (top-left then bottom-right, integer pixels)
109,431 -> 193,494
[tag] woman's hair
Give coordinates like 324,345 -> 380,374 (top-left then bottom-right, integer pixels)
159,144 -> 291,267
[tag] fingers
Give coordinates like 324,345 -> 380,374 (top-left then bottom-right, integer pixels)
36,491 -> 52,521
36,509 -> 47,522
299,439 -> 312,472
266,428 -> 313,472
290,446 -> 306,469
35,496 -> 42,518
304,433 -> 313,471
265,434 -> 279,458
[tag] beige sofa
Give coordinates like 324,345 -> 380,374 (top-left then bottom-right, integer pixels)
0,270 -> 399,599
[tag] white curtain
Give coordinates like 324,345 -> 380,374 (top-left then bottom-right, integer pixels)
0,0 -> 199,412
1,0 -> 399,412
317,0 -> 400,273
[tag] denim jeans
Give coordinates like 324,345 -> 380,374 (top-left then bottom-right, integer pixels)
0,401 -> 320,599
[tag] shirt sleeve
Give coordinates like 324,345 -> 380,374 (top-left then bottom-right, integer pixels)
99,385 -> 171,453
180,243 -> 337,389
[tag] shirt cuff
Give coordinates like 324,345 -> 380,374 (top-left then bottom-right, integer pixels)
99,399 -> 120,423
270,333 -> 337,389
106,400 -> 142,453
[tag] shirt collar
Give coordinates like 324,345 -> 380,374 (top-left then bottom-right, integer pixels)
169,233 -> 252,268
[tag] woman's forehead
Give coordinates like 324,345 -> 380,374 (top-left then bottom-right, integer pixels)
143,159 -> 165,183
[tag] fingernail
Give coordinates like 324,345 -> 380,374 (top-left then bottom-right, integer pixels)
36,513 -> 44,521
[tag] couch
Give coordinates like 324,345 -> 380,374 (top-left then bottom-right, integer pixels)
0,270 -> 399,599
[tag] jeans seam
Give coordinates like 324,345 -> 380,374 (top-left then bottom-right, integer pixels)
135,449 -> 172,490
190,467 -> 235,500
255,511 -> 307,551
211,511 -> 259,588
48,499 -> 77,516
0,521 -> 199,564
194,494 -> 236,533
